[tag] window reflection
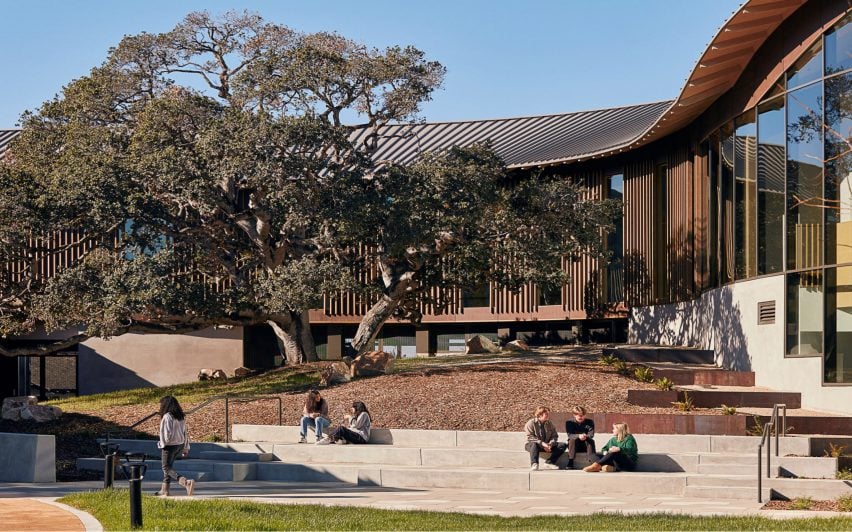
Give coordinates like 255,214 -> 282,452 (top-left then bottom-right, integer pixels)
786,82 -> 824,270
757,97 -> 785,275
787,39 -> 823,89
721,123 -> 735,284
735,110 -> 757,279
825,72 -> 852,266
825,12 -> 852,75
825,266 -> 852,383
786,270 -> 823,357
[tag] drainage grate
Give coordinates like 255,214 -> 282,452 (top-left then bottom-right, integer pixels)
757,300 -> 776,325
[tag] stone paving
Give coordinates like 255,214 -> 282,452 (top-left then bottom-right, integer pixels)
0,479 -> 849,528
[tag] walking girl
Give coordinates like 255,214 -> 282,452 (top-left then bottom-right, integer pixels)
155,395 -> 196,496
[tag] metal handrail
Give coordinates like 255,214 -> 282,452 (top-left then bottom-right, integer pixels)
123,394 -> 283,443
756,403 -> 787,503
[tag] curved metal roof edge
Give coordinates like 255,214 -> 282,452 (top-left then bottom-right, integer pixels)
508,0 -> 809,169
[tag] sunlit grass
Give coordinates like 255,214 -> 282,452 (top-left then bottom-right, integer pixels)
60,490 -> 852,531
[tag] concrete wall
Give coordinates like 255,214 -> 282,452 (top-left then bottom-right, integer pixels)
629,275 -> 852,415
78,327 -> 243,395
0,432 -> 55,482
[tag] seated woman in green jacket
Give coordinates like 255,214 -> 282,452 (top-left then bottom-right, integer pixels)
583,422 -> 638,472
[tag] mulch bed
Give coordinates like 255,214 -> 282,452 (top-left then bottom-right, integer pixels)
763,500 -> 850,512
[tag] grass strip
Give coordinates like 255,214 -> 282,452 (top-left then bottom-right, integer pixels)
60,489 -> 852,531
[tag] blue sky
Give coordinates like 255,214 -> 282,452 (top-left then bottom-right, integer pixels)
0,0 -> 743,126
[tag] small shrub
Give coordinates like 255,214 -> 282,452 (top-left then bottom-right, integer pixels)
203,433 -> 223,443
655,377 -> 674,391
613,360 -> 631,376
720,404 -> 737,415
599,353 -> 619,366
836,468 -> 852,481
634,366 -> 654,383
790,497 -> 813,510
838,494 -> 852,512
825,442 -> 847,458
671,392 -> 694,412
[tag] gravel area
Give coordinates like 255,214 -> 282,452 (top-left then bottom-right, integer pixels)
87,346 -> 722,442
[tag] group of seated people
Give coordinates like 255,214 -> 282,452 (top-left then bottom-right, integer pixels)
297,391 -> 638,473
524,405 -> 638,472
298,389 -> 372,445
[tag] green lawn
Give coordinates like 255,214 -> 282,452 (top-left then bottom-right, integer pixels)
47,367 -> 320,411
60,490 -> 852,531
46,350 -> 526,413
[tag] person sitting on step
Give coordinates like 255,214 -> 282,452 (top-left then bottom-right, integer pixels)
564,405 -> 596,469
583,422 -> 638,473
299,389 -> 330,443
318,401 -> 371,445
524,405 -> 567,470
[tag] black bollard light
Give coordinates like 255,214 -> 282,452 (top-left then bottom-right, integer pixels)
122,452 -> 147,529
99,442 -> 120,489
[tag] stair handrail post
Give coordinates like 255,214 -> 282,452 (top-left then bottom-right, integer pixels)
757,420 -> 773,503
772,403 -> 787,457
277,396 -> 282,426
224,395 -> 230,443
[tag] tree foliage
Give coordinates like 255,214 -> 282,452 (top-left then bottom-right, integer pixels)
0,10 -> 619,361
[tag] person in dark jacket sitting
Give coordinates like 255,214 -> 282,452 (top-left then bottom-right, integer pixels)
524,406 -> 567,470
564,405 -> 596,469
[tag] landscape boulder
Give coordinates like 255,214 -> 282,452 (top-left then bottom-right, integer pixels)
504,339 -> 531,352
465,335 -> 501,354
198,368 -> 227,380
350,351 -> 394,378
2,396 -> 62,422
320,362 -> 352,386
2,396 -> 37,421
20,404 -> 62,422
233,367 -> 254,377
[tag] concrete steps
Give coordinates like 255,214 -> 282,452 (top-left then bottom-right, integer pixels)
76,428 -> 846,501
642,362 -> 755,386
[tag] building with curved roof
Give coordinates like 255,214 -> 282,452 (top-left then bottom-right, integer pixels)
1,0 -> 850,414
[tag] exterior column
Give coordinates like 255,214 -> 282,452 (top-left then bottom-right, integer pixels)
415,327 -> 435,357
326,326 -> 343,360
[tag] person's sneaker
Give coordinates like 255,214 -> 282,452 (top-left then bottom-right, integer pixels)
338,439 -> 349,445
601,465 -> 616,472
543,461 -> 559,470
316,437 -> 332,445
298,436 -> 307,444
583,463 -> 602,472
566,459 -> 574,469
530,463 -> 539,471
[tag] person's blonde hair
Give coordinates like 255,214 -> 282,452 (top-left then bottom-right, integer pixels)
534,406 -> 550,417
572,405 -> 587,416
613,423 -> 630,441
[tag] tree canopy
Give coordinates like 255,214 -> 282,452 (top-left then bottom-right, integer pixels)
0,11 -> 619,361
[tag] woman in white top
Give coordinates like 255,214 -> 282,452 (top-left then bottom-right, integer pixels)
155,395 -> 195,497
318,401 -> 371,444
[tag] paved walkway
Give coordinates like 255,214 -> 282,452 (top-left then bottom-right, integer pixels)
0,480 -> 847,529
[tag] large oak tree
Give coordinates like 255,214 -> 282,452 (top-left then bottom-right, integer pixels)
1,11 -> 619,362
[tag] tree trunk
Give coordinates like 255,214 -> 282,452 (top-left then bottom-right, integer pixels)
267,317 -> 303,365
352,294 -> 398,356
295,310 -> 318,362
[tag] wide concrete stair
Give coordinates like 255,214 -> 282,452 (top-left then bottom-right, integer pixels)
78,427 -> 851,501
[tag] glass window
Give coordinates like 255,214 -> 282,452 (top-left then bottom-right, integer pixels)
706,134 -> 720,287
720,123 -> 735,284
462,283 -> 490,308
735,110 -> 757,279
787,39 -> 823,89
757,97 -> 786,275
538,283 -> 561,306
825,72 -> 852,266
825,12 -> 852,75
607,173 -> 624,303
786,82 -> 824,270
825,266 -> 852,383
786,270 -> 823,357
653,164 -> 668,301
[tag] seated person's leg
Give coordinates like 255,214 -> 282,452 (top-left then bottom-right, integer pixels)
525,442 -> 541,465
613,453 -> 636,471
546,442 -> 568,465
315,418 -> 330,441
299,416 -> 314,440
